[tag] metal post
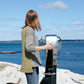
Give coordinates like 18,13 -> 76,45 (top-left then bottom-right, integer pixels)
45,50 -> 57,84
53,66 -> 57,84
45,50 -> 53,84
40,49 -> 57,84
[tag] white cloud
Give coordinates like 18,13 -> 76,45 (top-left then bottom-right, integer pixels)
38,1 -> 69,10
72,21 -> 84,25
0,24 -> 9,28
60,29 -> 84,40
0,18 -> 21,22
0,30 -> 21,41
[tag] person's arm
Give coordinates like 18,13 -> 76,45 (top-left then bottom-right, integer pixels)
25,27 -> 54,52
35,43 -> 54,51
25,27 -> 36,52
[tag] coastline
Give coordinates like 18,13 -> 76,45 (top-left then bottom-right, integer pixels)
0,40 -> 22,43
0,40 -> 84,75
0,62 -> 84,84
0,39 -> 84,43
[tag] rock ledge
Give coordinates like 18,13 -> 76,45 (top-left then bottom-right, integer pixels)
0,62 -> 84,84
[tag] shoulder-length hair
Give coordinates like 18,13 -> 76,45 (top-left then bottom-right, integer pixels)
22,10 -> 41,31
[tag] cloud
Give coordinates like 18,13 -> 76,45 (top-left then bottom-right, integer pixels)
60,29 -> 84,39
72,21 -> 84,25
0,30 -> 21,41
0,18 -> 21,22
38,1 -> 69,10
0,24 -> 9,28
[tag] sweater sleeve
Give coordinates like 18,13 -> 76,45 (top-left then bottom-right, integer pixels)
25,27 -> 36,52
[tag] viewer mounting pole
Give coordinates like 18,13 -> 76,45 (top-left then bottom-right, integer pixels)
40,34 -> 61,84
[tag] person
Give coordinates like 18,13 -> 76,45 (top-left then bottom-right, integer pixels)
20,10 -> 54,84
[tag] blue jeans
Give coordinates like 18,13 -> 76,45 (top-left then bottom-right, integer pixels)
25,67 -> 39,84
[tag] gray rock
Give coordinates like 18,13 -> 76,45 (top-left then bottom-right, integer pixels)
0,62 -> 84,84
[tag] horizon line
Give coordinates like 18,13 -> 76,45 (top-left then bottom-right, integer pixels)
0,39 -> 84,42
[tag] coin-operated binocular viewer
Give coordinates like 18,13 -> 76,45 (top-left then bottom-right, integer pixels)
40,34 -> 61,84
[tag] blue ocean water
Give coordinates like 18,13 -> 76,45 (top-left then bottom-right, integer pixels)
0,41 -> 84,75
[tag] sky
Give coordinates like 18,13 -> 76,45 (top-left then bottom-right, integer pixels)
0,0 -> 84,41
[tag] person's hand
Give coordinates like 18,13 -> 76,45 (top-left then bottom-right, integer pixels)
45,43 -> 54,50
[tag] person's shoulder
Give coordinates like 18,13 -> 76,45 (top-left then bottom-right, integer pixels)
28,26 -> 34,32
22,26 -> 34,32
23,27 -> 34,35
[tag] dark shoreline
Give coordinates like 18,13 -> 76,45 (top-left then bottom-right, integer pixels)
0,40 -> 22,43
62,40 -> 84,41
0,39 -> 84,43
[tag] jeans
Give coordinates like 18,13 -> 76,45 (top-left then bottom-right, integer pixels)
25,67 -> 39,84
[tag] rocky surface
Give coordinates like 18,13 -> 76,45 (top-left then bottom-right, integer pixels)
0,62 -> 84,84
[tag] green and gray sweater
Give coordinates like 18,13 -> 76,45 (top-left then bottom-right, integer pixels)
20,26 -> 42,73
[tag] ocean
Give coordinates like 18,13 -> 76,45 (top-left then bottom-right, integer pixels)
0,41 -> 84,75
